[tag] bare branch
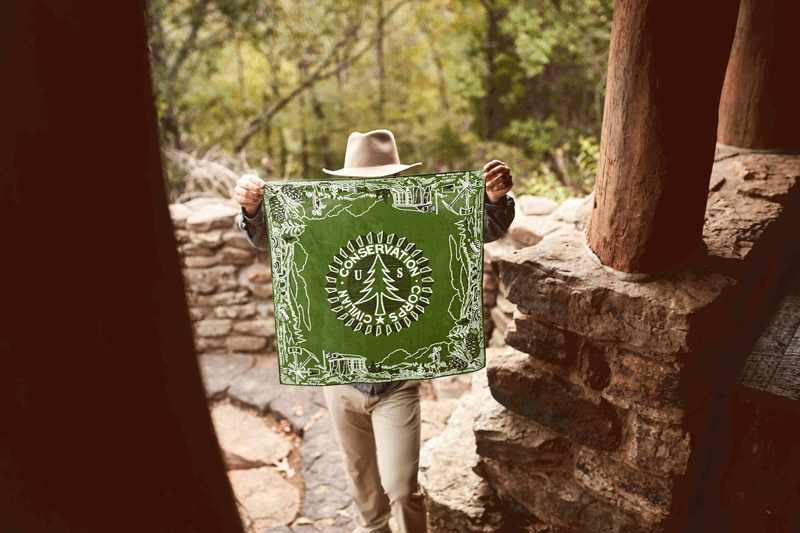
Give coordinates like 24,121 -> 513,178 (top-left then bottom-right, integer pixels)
234,23 -> 361,152
234,0 -> 411,153
165,146 -> 264,203
146,3 -> 168,71
168,0 -> 213,81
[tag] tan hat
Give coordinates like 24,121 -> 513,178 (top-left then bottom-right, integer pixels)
322,129 -> 421,177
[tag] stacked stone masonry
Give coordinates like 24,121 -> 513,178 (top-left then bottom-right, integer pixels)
170,198 -> 277,356
170,152 -> 799,532
484,195 -> 590,349
421,149 -> 800,532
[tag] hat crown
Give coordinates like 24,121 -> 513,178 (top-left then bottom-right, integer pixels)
343,130 -> 401,169
322,129 -> 420,177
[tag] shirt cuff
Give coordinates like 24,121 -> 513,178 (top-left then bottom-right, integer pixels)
241,202 -> 264,221
485,192 -> 510,208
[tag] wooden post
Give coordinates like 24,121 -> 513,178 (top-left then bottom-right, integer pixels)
0,2 -> 245,531
717,0 -> 800,150
587,0 -> 740,274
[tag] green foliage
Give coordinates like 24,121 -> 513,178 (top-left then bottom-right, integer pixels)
503,116 -> 561,154
513,165 -> 574,204
575,135 -> 600,190
148,0 -> 612,202
510,135 -> 599,200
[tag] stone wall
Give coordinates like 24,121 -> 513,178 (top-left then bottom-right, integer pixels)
170,198 -> 276,356
422,149 -> 800,532
170,155 -> 800,531
484,195 -> 592,348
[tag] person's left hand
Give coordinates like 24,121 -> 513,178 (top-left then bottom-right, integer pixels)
484,160 -> 513,204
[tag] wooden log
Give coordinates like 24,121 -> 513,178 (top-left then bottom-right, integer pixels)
717,0 -> 800,150
587,0 -> 740,274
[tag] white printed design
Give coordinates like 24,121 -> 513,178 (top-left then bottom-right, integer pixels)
265,171 -> 486,386
326,232 -> 433,336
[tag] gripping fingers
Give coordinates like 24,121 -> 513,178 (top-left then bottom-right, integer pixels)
239,174 -> 265,192
486,171 -> 511,190
489,179 -> 510,193
235,187 -> 262,203
483,159 -> 503,171
484,161 -> 509,180
235,174 -> 266,208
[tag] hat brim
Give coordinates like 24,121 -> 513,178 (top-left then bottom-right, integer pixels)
322,162 -> 421,178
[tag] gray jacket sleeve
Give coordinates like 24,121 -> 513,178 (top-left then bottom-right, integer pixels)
483,193 -> 515,243
239,202 -> 270,251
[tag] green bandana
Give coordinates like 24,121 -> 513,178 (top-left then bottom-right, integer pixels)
265,170 -> 485,385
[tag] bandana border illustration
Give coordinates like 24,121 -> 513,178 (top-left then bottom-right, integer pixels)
264,170 -> 486,386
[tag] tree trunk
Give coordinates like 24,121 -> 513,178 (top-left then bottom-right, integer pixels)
1,1 -> 244,531
279,126 -> 288,178
483,2 -> 502,141
234,26 -> 246,103
431,47 -> 450,114
311,88 -> 333,171
377,0 -> 385,123
717,0 -> 800,150
586,0 -> 739,274
300,93 -> 310,176
160,110 -> 183,150
263,92 -> 273,177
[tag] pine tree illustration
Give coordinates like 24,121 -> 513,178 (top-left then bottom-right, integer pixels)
354,254 -> 404,316
269,195 -> 285,222
283,185 -> 302,203
449,354 -> 467,370
466,333 -> 479,359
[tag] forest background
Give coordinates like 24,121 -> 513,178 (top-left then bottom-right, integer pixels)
146,0 -> 613,204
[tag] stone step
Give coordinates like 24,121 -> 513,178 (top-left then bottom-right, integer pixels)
208,402 -> 303,530
487,347 -> 622,451
199,354 -> 255,400
201,354 -> 326,436
229,467 -> 300,531
720,266 -> 800,532
419,383 -> 505,532
420,368 -> 536,532
226,362 -> 327,436
474,388 -> 574,470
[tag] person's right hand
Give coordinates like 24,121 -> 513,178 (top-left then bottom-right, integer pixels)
234,174 -> 266,217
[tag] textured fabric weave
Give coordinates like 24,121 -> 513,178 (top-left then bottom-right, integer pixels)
240,172 -> 514,393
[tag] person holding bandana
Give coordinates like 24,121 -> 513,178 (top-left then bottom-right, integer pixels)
235,130 -> 514,533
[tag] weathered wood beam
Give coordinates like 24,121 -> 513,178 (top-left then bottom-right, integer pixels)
717,0 -> 800,150
587,0 -> 739,274
0,1 -> 245,531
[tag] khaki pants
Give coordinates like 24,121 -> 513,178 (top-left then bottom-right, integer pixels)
323,380 -> 427,533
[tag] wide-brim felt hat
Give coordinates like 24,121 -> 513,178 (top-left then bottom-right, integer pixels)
322,129 -> 421,178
